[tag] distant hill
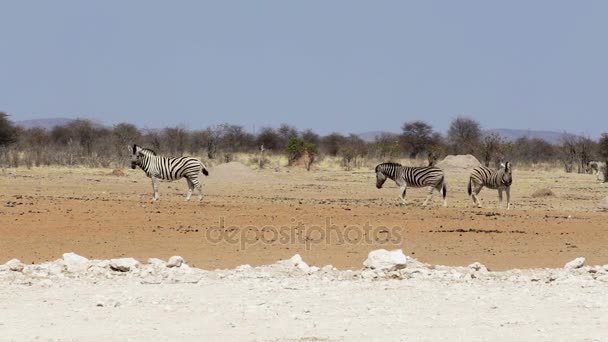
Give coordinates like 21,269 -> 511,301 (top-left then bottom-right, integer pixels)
16,118 -> 76,130
359,128 -> 579,145
486,129 -> 578,145
357,131 -> 399,142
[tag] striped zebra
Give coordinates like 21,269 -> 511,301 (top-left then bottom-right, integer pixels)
467,162 -> 512,209
587,161 -> 605,175
375,162 -> 447,207
129,144 -> 209,201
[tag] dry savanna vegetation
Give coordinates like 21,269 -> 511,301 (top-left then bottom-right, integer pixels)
1,112 -> 608,271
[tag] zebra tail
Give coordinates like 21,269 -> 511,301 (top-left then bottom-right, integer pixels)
442,181 -> 447,199
467,178 -> 472,196
201,161 -> 209,176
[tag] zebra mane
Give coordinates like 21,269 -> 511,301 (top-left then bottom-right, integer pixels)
375,162 -> 402,172
140,147 -> 157,156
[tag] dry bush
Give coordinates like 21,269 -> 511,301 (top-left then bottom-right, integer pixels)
531,188 -> 555,198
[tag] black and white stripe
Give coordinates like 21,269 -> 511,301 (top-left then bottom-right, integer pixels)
130,144 -> 209,201
375,162 -> 447,207
467,162 -> 512,209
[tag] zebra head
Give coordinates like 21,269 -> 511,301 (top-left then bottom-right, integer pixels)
375,163 -> 397,189
501,161 -> 513,186
129,144 -> 142,169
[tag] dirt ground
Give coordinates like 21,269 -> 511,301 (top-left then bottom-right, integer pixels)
1,163 -> 607,271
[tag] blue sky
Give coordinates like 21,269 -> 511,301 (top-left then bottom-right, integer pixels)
1,1 -> 606,136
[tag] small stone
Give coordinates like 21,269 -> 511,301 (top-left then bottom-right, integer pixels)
62,252 -> 90,273
468,262 -> 488,272
363,249 -> 407,271
6,259 -> 25,272
147,258 -> 166,267
167,256 -> 185,268
564,257 -> 585,270
110,258 -> 140,272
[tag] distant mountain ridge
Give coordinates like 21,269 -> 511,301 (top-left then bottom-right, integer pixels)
357,128 -> 581,145
484,129 -> 580,145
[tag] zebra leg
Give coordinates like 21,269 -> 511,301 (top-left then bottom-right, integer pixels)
506,187 -> 511,209
151,177 -> 160,201
498,189 -> 503,208
471,184 -> 483,208
422,186 -> 434,207
185,179 -> 194,201
196,182 -> 203,201
399,185 -> 407,206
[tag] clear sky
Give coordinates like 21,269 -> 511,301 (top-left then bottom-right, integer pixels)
1,1 -> 606,136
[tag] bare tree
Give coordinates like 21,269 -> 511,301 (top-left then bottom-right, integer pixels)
598,133 -> 608,182
479,133 -> 504,167
0,112 -> 18,167
447,117 -> 481,155
400,121 -> 439,158
373,133 -> 401,160
320,133 -> 346,156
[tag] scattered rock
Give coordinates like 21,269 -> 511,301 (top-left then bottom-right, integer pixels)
110,258 -> 140,272
6,259 -> 25,272
468,262 -> 488,272
288,254 -> 310,273
363,249 -> 407,271
147,258 -> 166,267
63,252 -> 90,273
564,257 -> 586,270
167,256 -> 185,268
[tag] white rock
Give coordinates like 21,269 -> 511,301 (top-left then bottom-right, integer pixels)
564,257 -> 586,270
363,249 -> 407,271
148,258 -> 166,267
63,252 -> 90,273
321,265 -> 335,272
235,264 -> 252,272
167,256 -> 185,268
290,254 -> 303,265
6,259 -> 25,272
47,260 -> 65,275
468,262 -> 488,272
110,258 -> 140,272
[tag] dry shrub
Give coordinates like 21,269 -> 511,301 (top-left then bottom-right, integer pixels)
531,188 -> 555,198
110,169 -> 125,177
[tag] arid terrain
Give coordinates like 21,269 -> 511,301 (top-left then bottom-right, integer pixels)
2,160 -> 608,341
1,160 -> 607,270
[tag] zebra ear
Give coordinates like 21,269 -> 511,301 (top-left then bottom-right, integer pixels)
505,161 -> 511,172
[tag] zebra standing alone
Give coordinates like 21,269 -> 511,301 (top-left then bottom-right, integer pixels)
468,162 -> 512,209
129,144 -> 209,201
375,162 -> 447,207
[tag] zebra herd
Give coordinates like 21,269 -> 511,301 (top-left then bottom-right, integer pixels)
375,161 -> 513,209
130,143 -> 514,209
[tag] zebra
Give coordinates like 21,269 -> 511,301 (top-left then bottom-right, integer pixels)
587,161 -> 605,175
467,162 -> 512,209
129,144 -> 209,201
375,162 -> 447,207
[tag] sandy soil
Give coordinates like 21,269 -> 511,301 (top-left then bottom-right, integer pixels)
1,164 -> 607,271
